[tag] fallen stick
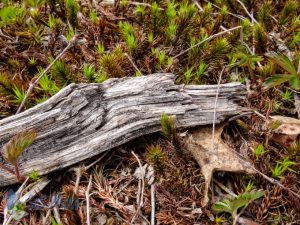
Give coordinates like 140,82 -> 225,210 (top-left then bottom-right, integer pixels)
0,73 -> 245,187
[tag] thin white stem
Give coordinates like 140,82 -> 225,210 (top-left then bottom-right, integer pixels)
3,177 -> 29,225
192,0 -> 204,12
19,178 -> 50,203
150,184 -> 155,225
233,205 -> 248,225
214,179 -> 237,197
16,35 -> 79,114
0,29 -> 14,41
252,110 -> 267,120
73,167 -> 83,195
251,10 -> 255,54
207,0 -> 290,58
232,147 -> 300,200
42,210 -> 51,225
131,151 -> 145,224
125,53 -> 143,76
53,206 -> 62,225
86,175 -> 93,225
85,151 -> 110,170
239,28 -> 263,68
220,25 -> 228,31
127,1 -> 163,10
173,26 -> 242,60
203,0 -> 246,20
236,0 -> 257,23
212,67 -> 225,151
3,212 -> 13,225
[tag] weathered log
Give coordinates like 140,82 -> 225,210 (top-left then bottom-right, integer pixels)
0,73 -> 245,187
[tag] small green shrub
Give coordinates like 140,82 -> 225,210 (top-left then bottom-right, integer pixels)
254,144 -> 265,160
271,157 -> 296,179
65,0 -> 78,27
160,113 -> 176,139
83,63 -> 96,81
146,144 -> 166,171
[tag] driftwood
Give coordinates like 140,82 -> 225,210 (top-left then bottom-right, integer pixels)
0,73 -> 245,187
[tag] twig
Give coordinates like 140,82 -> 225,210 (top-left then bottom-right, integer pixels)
85,150 -> 111,170
220,25 -> 228,31
254,166 -> 300,199
251,10 -> 255,54
285,86 -> 300,94
235,0 -> 257,23
231,147 -> 300,200
192,0 -> 204,12
228,112 -> 252,122
203,0 -> 246,20
19,177 -> 50,203
173,26 -> 242,60
233,205 -> 247,225
145,165 -> 155,225
150,184 -> 155,225
0,29 -> 14,41
16,35 -> 79,114
125,53 -> 143,76
0,163 -> 15,175
252,110 -> 267,120
235,0 -> 292,57
3,177 -> 29,225
3,208 -> 13,225
42,210 -> 51,225
3,178 -> 50,225
73,166 -> 84,195
128,1 -> 163,9
213,179 -> 237,197
239,27 -> 263,68
86,175 -> 93,225
73,150 -> 110,195
131,151 -> 145,224
212,67 -> 225,150
14,164 -> 22,182
102,0 -> 164,10
53,205 -> 62,225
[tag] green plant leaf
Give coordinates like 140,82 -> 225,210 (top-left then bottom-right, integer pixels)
39,74 -> 60,94
267,52 -> 297,75
212,199 -> 232,214
263,74 -> 292,89
0,6 -> 24,28
213,190 -> 265,218
51,216 -> 60,225
290,76 -> 300,90
233,191 -> 265,209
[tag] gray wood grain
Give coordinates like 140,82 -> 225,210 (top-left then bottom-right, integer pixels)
0,73 -> 246,187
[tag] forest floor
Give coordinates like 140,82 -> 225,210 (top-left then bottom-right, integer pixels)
0,0 -> 300,224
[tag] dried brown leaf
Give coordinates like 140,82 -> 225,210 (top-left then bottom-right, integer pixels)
181,124 -> 255,205
270,115 -> 300,148
1,130 -> 37,165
